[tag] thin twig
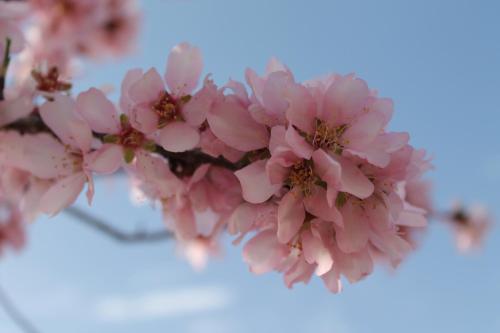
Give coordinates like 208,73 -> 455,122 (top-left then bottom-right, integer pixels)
64,206 -> 173,243
0,38 -> 12,101
0,284 -> 41,333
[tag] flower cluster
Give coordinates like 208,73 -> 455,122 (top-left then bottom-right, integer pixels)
0,34 -> 434,290
222,62 -> 432,291
4,0 -> 140,79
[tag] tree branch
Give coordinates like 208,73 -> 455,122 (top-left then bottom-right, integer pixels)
0,38 -> 12,101
0,284 -> 41,333
64,205 -> 173,244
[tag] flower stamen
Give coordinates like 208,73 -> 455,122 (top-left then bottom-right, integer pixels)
308,119 -> 348,154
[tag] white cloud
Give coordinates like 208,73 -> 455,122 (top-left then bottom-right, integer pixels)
95,286 -> 233,322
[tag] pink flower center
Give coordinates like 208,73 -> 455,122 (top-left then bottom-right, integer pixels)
151,91 -> 185,128
286,160 -> 318,197
31,67 -> 72,93
307,119 -> 349,154
119,127 -> 145,149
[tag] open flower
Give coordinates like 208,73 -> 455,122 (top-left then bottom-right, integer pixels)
37,94 -> 98,215
122,42 -> 216,152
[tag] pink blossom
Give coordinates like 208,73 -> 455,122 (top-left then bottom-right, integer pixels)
218,59 -> 431,291
447,202 -> 492,253
28,0 -> 140,67
123,43 -> 217,152
36,94 -> 98,215
162,165 -> 242,241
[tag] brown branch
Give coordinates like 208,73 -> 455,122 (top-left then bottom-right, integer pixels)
0,284 -> 41,333
63,205 -> 173,244
0,38 -> 12,101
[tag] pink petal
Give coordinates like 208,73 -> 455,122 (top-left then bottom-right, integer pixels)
322,75 -> 369,124
337,156 -> 374,199
336,246 -> 373,283
302,227 -> 333,275
243,230 -> 287,274
284,258 -> 315,288
277,188 -> 305,243
397,210 -> 427,227
234,159 -> 279,204
39,172 -> 87,216
84,144 -> 123,174
285,126 -> 313,159
311,149 -> 342,206
269,126 -> 287,154
129,68 -> 164,103
228,203 -> 258,237
129,105 -> 159,134
158,122 -> 200,152
370,230 -> 412,264
343,110 -> 386,148
262,71 -> 292,117
0,95 -> 33,127
304,187 -> 343,226
224,79 -> 249,104
371,98 -> 394,126
336,202 -> 369,253
182,77 -> 217,127
76,88 -> 120,134
285,83 -> 317,133
172,203 -> 198,240
39,94 -> 92,152
120,68 -> 143,113
265,57 -> 290,75
135,151 -> 185,198
245,68 -> 265,105
266,150 -> 296,185
20,133 -> 74,178
207,96 -> 269,152
165,42 -> 203,96
322,266 -> 342,293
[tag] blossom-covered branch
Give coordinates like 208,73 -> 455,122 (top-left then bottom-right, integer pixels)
0,0 -> 493,298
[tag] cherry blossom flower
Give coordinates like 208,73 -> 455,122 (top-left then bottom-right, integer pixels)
215,58 -> 431,291
29,0 -> 140,61
122,43 -> 217,152
446,202 -> 492,253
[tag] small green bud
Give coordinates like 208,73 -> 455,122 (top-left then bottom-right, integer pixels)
142,141 -> 157,152
102,134 -> 120,144
120,114 -> 129,127
335,192 -> 347,208
123,147 -> 135,164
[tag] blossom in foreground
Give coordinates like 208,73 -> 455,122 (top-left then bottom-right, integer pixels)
121,42 -> 217,152
220,59 -> 430,292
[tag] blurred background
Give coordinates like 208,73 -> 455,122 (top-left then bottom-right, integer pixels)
1,0 -> 500,332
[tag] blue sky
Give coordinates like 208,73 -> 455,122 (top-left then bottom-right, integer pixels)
1,0 -> 500,332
